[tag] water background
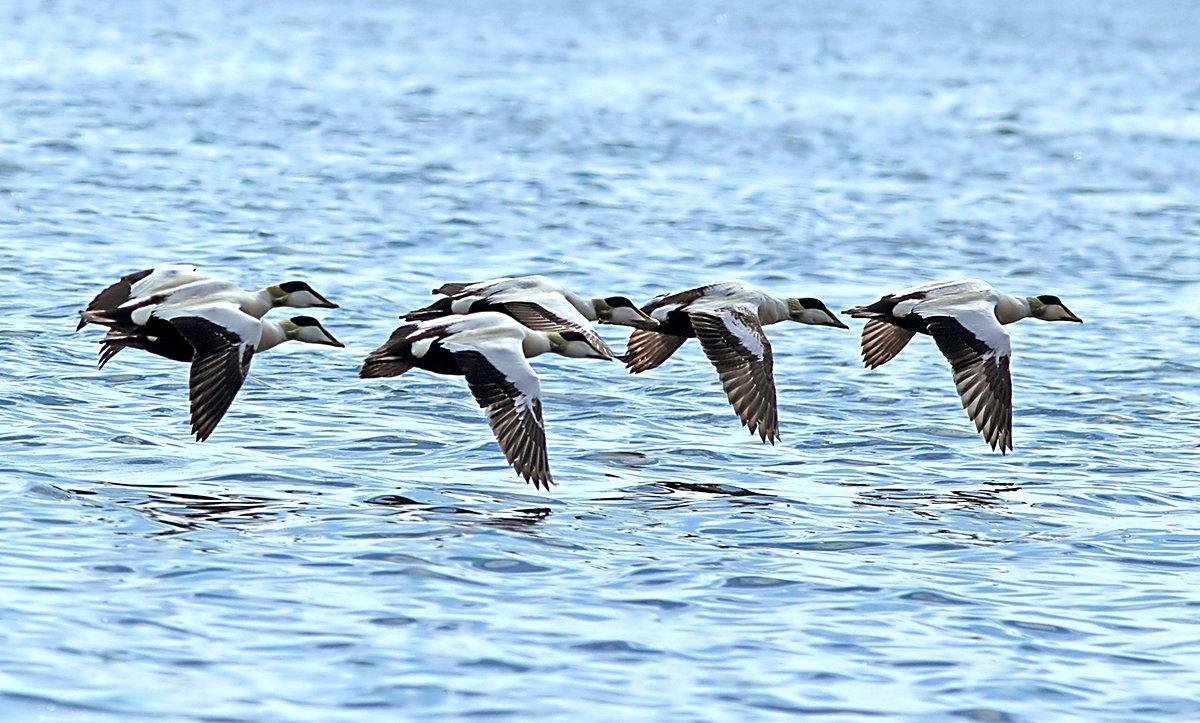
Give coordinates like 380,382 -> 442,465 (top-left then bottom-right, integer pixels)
2,1 -> 1199,719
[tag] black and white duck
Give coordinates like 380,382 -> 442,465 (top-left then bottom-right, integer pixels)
844,278 -> 1082,453
360,311 -> 613,489
403,275 -> 658,359
79,265 -> 337,367
622,281 -> 847,443
88,302 -> 343,441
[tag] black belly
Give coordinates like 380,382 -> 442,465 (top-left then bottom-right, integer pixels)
112,318 -> 195,362
409,344 -> 463,376
890,314 -> 931,335
654,310 -> 697,338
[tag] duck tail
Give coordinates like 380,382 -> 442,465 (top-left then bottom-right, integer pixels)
80,309 -> 119,327
81,292 -> 168,328
842,302 -> 886,319
401,297 -> 454,321
361,324 -> 423,377
98,341 -> 125,369
359,356 -> 412,379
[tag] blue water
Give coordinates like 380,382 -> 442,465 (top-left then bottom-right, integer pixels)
3,1 -> 1200,719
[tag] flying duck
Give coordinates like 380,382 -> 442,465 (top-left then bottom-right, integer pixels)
360,311 -> 613,489
623,281 -> 847,443
843,278 -> 1082,453
87,303 -> 344,441
403,275 -> 658,358
79,266 -> 337,329
79,266 -> 337,367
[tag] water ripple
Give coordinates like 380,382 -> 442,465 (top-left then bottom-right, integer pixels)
1,0 -> 1198,720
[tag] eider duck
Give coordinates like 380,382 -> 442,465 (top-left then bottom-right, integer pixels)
623,281 -> 847,443
88,302 -> 344,441
360,311 -> 613,490
403,275 -> 658,359
79,266 -> 337,367
844,279 -> 1082,453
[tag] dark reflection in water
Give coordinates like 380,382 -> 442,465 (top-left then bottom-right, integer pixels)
857,484 -> 1022,519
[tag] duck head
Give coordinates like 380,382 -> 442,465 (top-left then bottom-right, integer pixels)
592,296 -> 658,329
548,330 -> 614,360
786,297 -> 849,329
270,281 -> 339,309
1028,295 -> 1082,323
281,316 -> 345,347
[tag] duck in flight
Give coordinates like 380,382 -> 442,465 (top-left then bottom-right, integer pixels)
78,265 -> 338,367
360,311 -> 613,490
844,279 -> 1082,453
622,281 -> 847,443
403,275 -> 658,359
86,302 -> 343,441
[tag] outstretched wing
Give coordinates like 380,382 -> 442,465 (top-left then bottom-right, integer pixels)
78,264 -> 209,330
917,300 -> 1013,453
640,283 -> 723,315
860,319 -> 916,369
451,345 -> 551,489
688,305 -> 779,443
497,293 -> 614,357
160,305 -> 260,442
622,330 -> 687,373
78,268 -> 154,329
78,265 -> 203,330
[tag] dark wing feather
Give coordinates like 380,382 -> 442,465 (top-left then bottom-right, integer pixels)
641,284 -> 714,315
500,300 -> 613,357
860,319 -> 916,369
77,268 -> 153,330
433,281 -> 476,296
925,316 -> 1013,453
453,350 -> 551,490
98,330 -> 128,369
169,316 -> 255,442
401,297 -> 453,321
622,330 -> 686,373
689,308 -> 779,443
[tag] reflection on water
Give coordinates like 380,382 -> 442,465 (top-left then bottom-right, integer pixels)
857,484 -> 1021,519
2,0 -> 1200,719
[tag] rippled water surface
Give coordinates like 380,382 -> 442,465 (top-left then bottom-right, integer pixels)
3,1 -> 1200,719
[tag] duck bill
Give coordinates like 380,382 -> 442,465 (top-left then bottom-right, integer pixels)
830,316 -> 850,330
315,294 -> 339,309
1064,307 -> 1083,323
632,309 -> 659,329
322,331 -> 346,347
601,306 -> 659,330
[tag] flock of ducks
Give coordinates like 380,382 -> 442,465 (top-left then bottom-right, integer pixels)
77,265 -> 1082,489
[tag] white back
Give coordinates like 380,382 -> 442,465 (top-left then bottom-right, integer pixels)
123,278 -> 244,310
438,318 -> 542,411
128,264 -> 206,298
420,311 -> 527,340
915,296 -> 1012,358
490,289 -> 595,328
157,302 -> 264,347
